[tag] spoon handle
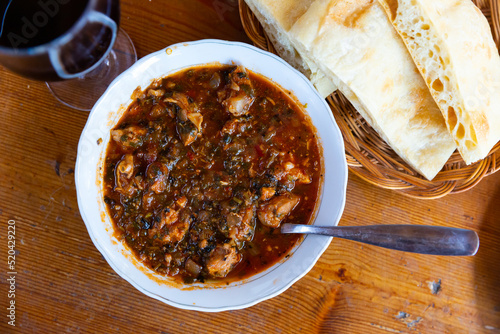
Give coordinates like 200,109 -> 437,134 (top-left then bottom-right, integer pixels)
281,224 -> 479,256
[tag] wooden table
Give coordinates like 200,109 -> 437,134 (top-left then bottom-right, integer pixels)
1,1 -> 499,333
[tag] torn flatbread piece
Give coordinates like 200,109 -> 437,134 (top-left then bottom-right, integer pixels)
243,0 -> 336,97
290,0 -> 456,180
378,0 -> 500,164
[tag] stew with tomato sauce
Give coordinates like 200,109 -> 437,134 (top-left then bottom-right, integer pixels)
103,64 -> 322,283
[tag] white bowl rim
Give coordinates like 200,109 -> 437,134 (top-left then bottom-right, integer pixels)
75,39 -> 348,312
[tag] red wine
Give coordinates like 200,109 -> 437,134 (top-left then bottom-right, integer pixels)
0,0 -> 89,48
0,0 -> 121,81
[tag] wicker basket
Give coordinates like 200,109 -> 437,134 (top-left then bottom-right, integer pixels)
239,0 -> 500,199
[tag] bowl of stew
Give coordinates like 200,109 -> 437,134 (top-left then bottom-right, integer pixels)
75,39 -> 347,311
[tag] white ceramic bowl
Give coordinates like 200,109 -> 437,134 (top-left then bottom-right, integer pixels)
75,39 -> 347,312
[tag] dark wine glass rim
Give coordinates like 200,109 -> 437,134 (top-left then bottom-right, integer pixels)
0,0 -> 97,55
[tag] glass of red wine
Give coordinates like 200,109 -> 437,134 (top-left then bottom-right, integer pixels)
0,0 -> 137,111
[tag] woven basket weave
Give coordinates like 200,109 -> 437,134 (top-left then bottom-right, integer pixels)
239,0 -> 500,199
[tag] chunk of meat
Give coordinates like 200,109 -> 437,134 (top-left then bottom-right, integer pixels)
205,243 -> 241,278
221,66 -> 255,116
199,239 -> 208,249
257,193 -> 300,228
185,258 -> 202,277
164,92 -> 191,111
223,94 -> 255,117
165,93 -> 203,145
146,162 -> 169,194
148,196 -> 188,238
114,154 -> 136,196
230,66 -> 253,87
161,220 -> 190,244
148,88 -> 165,98
160,207 -> 179,228
260,187 -> 275,201
176,196 -> 188,208
176,121 -> 199,146
150,104 -> 167,118
142,191 -> 158,211
133,176 -> 144,190
116,154 -> 134,179
274,162 -> 312,184
284,162 -> 311,184
221,118 -> 250,135
161,208 -> 191,244
111,126 -> 147,149
162,196 -> 187,226
164,254 -> 172,267
224,206 -> 255,241
187,113 -> 203,132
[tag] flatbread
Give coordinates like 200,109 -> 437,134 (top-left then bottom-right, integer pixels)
378,0 -> 500,164
289,0 -> 456,180
243,0 -> 336,98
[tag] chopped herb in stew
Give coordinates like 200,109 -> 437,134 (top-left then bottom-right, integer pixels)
103,64 -> 322,283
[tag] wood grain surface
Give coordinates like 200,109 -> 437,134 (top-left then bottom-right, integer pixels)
0,0 -> 499,333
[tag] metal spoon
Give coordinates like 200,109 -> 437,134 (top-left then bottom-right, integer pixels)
281,224 -> 479,256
